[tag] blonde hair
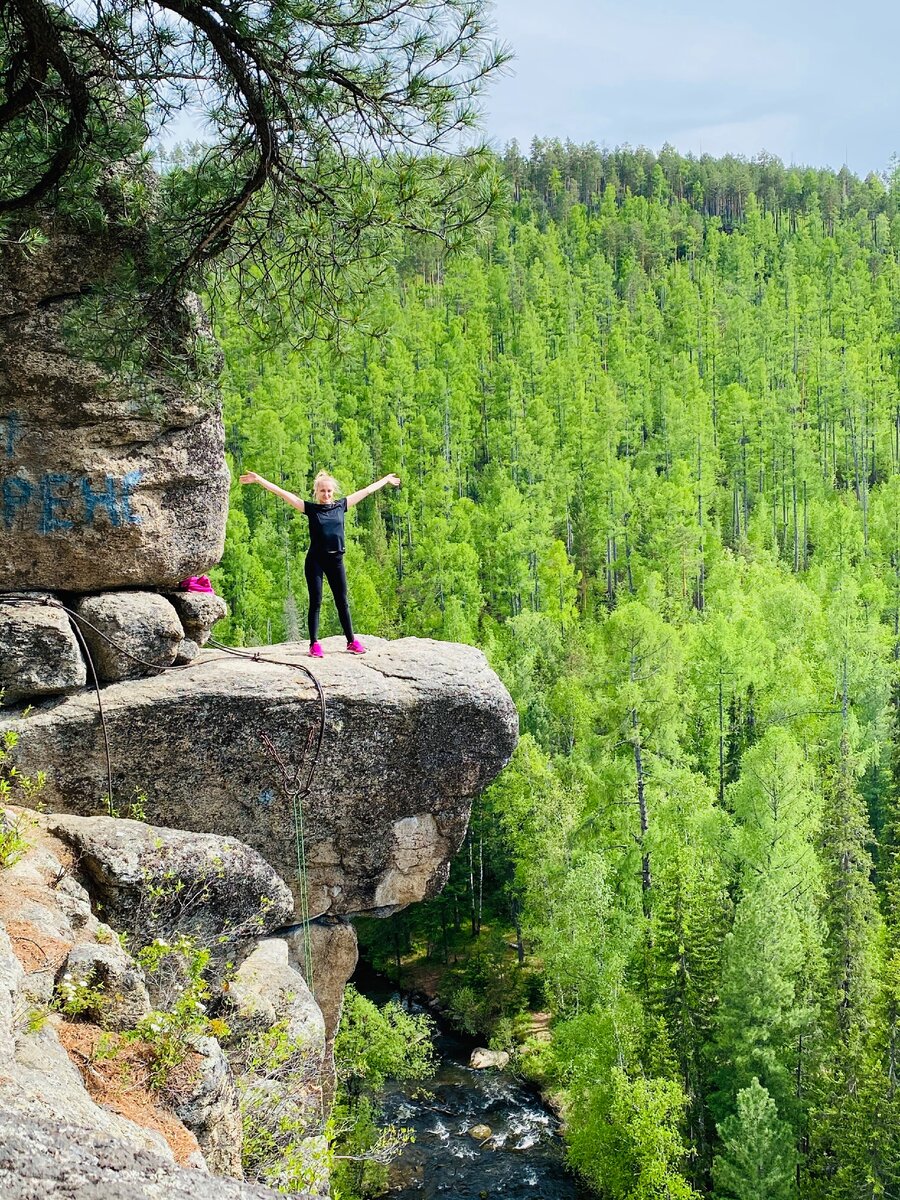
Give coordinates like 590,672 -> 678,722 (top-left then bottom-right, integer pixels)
313,470 -> 340,500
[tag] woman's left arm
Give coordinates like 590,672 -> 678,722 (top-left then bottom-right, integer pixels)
346,474 -> 401,508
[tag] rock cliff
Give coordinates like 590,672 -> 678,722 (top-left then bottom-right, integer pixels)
0,221 -> 519,1197
0,229 -> 230,591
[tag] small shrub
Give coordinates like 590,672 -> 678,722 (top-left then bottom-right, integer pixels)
0,816 -> 28,869
55,972 -> 107,1019
106,789 -> 148,821
129,934 -> 225,1090
0,730 -> 45,809
439,938 -> 532,1039
237,1020 -> 330,1193
93,1030 -> 120,1062
0,731 -> 43,868
25,1007 -> 48,1034
443,983 -> 484,1036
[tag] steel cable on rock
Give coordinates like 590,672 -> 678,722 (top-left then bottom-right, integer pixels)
0,591 -> 208,807
207,638 -> 327,990
0,595 -> 327,988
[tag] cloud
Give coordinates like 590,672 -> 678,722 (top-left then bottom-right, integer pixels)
483,0 -> 899,172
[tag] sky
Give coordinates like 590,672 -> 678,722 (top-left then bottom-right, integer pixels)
483,0 -> 899,176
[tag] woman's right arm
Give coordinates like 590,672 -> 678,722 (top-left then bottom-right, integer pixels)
239,472 -> 305,512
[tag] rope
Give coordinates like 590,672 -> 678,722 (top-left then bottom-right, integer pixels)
260,730 -> 316,990
208,638 -> 326,992
0,594 -> 326,990
65,607 -> 114,810
207,639 -> 327,787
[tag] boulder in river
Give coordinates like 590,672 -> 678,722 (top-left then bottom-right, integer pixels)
469,1047 -> 511,1070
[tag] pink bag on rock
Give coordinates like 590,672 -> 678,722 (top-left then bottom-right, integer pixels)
179,575 -> 215,594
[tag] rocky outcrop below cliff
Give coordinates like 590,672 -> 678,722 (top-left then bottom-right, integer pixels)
0,636 -> 519,918
0,1109 -> 287,1200
0,807 -> 321,1196
0,635 -> 518,1196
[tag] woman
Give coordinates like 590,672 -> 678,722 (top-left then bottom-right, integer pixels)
239,468 -> 401,657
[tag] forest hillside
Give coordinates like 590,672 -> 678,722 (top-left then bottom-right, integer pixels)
215,143 -> 900,1199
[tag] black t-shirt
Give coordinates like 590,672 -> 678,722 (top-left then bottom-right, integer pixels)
304,497 -> 348,555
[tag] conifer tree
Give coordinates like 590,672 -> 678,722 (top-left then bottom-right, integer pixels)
712,1078 -> 797,1200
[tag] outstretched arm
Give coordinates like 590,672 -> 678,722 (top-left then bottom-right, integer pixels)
346,473 -> 401,508
239,471 -> 305,512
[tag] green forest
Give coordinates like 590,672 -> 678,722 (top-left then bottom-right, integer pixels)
214,142 -> 900,1200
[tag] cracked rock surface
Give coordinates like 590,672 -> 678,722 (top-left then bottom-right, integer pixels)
0,592 -> 86,705
1,636 -> 519,918
0,1107 -> 296,1200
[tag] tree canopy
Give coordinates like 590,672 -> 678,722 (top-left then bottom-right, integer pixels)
0,0 -> 508,337
216,144 -> 900,1196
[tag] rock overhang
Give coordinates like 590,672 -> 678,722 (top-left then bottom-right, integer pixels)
0,635 -> 519,920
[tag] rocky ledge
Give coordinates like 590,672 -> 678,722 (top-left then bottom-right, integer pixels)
0,1109 -> 290,1200
0,636 -> 519,919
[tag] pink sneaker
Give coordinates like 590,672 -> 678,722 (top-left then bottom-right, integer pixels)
308,641 -> 324,658
346,638 -> 367,655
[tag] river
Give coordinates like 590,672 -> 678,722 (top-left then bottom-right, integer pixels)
353,967 -> 593,1200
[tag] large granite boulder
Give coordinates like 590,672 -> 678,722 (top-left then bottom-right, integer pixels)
287,918 -> 358,1106
0,592 -> 86,705
72,592 -> 185,681
0,637 -> 519,919
227,939 -> 326,1073
47,815 -> 295,980
0,229 -> 230,592
288,918 -> 358,1043
0,806 -> 324,1180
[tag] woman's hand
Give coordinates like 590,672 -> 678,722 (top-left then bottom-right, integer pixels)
347,473 -> 400,507
239,472 -> 261,485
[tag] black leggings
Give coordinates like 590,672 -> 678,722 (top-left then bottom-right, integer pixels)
304,549 -> 354,643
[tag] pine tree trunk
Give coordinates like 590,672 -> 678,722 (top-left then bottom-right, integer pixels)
632,707 -> 651,912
